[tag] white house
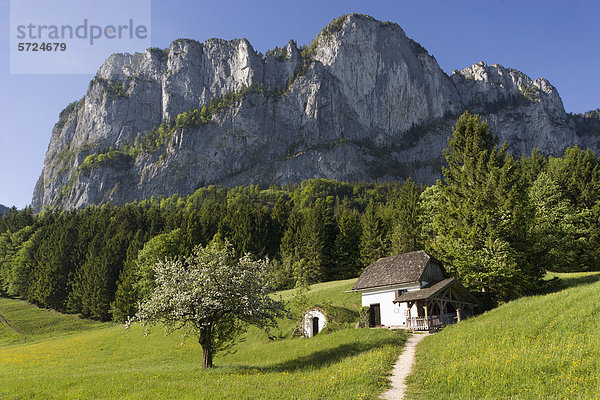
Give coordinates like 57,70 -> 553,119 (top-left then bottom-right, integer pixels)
352,251 -> 478,330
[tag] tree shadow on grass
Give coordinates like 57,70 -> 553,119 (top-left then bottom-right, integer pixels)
550,272 -> 600,292
223,334 -> 403,373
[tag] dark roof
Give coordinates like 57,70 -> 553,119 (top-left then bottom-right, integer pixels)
352,251 -> 441,290
393,277 -> 478,304
394,277 -> 455,302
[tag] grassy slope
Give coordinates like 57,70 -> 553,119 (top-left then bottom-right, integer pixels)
269,278 -> 362,336
0,298 -> 108,346
0,279 -> 408,399
546,270 -> 600,290
406,271 -> 600,399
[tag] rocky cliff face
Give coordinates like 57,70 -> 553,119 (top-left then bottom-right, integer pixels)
32,14 -> 598,211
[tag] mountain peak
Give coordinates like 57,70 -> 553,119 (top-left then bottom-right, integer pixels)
31,14 -> 597,212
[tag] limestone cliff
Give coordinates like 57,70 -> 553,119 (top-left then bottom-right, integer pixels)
32,14 -> 598,211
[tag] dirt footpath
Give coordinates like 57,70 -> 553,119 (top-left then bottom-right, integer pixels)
381,332 -> 429,400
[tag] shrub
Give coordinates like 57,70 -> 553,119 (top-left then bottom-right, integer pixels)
359,306 -> 370,328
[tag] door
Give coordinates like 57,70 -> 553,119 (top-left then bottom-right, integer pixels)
369,304 -> 381,327
312,317 -> 319,336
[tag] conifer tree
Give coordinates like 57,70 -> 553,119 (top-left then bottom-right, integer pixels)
301,199 -> 337,282
360,200 -> 387,267
111,231 -> 147,322
29,217 -> 77,310
333,204 -> 362,279
390,178 -> 423,254
429,111 -> 537,301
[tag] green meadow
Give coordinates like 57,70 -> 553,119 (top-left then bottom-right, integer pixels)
0,278 -> 408,399
406,271 -> 600,399
4,272 -> 600,399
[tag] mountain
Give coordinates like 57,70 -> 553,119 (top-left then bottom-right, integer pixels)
32,14 -> 600,211
0,204 -> 9,216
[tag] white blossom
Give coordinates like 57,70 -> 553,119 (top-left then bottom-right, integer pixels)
130,241 -> 288,367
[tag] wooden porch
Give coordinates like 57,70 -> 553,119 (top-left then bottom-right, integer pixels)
407,313 -> 456,331
394,277 -> 479,331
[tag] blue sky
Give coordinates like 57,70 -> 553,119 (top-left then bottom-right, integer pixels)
0,0 -> 598,208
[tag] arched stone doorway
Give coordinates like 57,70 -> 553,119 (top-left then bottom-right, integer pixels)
302,308 -> 327,337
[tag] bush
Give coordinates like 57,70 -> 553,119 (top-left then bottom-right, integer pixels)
359,306 -> 370,328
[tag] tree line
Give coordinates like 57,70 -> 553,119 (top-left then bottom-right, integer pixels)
0,112 -> 598,321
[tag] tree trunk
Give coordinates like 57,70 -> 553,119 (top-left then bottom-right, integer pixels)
199,324 -> 213,368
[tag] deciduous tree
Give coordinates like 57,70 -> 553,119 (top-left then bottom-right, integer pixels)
130,241 -> 287,368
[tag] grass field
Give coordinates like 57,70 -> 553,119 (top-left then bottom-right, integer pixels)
546,270 -> 600,290
0,278 -> 408,399
0,297 -> 108,347
405,271 -> 600,399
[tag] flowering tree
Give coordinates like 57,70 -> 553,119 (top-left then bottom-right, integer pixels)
130,241 -> 287,368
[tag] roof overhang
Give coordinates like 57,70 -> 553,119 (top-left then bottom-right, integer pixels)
350,281 -> 421,292
393,277 -> 479,305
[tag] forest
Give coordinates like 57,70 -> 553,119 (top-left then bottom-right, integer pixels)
0,112 -> 598,322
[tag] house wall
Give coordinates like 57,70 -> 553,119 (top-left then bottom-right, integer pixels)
361,283 -> 420,327
422,261 -> 445,283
